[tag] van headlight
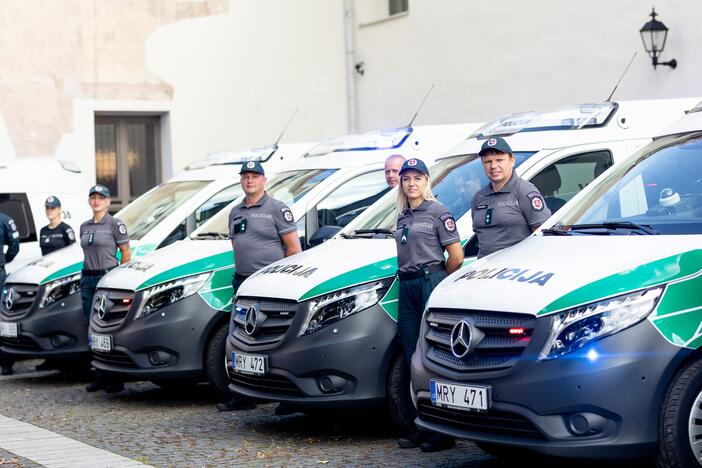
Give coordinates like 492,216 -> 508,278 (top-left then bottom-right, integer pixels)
539,287 -> 663,360
134,273 -> 211,319
38,274 -> 81,308
298,278 -> 393,336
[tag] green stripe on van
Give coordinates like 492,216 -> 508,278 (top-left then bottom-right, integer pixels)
299,257 -> 398,301
136,251 -> 234,290
41,262 -> 83,284
538,250 -> 702,316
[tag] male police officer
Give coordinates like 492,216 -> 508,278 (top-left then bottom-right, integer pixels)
472,136 -> 551,258
384,154 -> 405,188
0,210 -> 20,375
81,184 -> 131,392
217,160 -> 301,411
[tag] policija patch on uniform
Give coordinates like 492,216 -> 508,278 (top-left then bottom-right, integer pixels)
281,207 -> 294,222
527,191 -> 545,211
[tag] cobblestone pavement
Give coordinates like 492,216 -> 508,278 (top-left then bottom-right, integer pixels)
0,360 -> 650,467
0,448 -> 41,468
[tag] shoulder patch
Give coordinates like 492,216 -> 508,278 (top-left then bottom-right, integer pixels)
280,206 -> 294,223
8,219 -> 17,232
439,211 -> 456,232
527,191 -> 545,211
118,224 -> 127,235
438,211 -> 454,222
67,228 -> 75,240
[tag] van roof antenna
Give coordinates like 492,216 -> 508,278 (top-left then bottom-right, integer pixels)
606,52 -> 637,102
407,83 -> 436,127
274,107 -> 299,145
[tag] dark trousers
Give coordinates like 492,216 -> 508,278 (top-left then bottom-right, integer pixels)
231,275 -> 246,298
397,269 -> 447,366
80,273 -> 114,381
0,267 -> 12,368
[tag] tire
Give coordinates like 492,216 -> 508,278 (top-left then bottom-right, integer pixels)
204,322 -> 232,399
386,353 -> 416,433
657,358 -> 702,468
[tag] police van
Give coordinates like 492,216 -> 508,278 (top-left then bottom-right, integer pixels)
80,123 -> 479,395
410,103 -> 702,466
0,158 -> 92,272
0,143 -> 312,366
225,98 -> 699,431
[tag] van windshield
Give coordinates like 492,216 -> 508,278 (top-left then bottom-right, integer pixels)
345,152 -> 534,232
191,169 -> 337,237
548,132 -> 702,235
117,180 -> 209,240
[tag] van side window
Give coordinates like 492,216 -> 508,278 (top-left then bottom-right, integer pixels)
530,150 -> 613,213
316,170 -> 389,229
0,193 -> 37,243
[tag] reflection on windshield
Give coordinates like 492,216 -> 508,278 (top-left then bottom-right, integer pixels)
552,133 -> 702,235
117,181 -> 209,240
349,152 -> 534,232
191,169 -> 337,237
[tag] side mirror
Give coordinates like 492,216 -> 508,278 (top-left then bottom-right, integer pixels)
308,225 -> 342,248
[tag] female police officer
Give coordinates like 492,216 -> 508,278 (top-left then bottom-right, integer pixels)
394,158 -> 463,452
80,185 -> 131,392
39,196 -> 75,256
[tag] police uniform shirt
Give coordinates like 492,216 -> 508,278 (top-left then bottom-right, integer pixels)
228,193 -> 296,277
471,174 -> 551,258
0,212 -> 20,267
394,200 -> 460,274
39,222 -> 75,256
79,214 -> 129,271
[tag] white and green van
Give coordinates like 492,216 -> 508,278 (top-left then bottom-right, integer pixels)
80,123 -> 479,394
225,98 -> 700,431
411,103 -> 702,465
0,143 -> 312,365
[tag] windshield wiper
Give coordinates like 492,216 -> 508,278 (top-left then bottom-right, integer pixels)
568,222 -> 659,235
541,227 -> 571,236
342,228 -> 395,239
192,232 -> 229,240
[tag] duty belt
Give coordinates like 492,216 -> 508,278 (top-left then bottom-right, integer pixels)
81,267 -> 116,276
397,262 -> 446,280
234,273 -> 250,281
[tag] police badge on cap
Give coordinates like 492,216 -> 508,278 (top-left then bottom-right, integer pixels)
399,158 -> 429,176
45,196 -> 61,208
240,160 -> 265,175
89,184 -> 110,198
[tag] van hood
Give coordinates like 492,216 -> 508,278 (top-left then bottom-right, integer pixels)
238,238 -> 398,302
6,240 -> 152,286
429,235 -> 702,320
97,239 -> 233,292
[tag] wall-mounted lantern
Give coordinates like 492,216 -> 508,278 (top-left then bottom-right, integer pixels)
639,7 -> 677,69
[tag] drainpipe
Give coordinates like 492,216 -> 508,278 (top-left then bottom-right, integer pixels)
343,0 -> 358,133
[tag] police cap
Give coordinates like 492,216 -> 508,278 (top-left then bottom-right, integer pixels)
239,160 -> 265,175
88,184 -> 110,198
479,136 -> 513,157
45,196 -> 61,208
399,158 -> 429,177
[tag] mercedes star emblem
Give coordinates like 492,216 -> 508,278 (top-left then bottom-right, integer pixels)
3,288 -> 15,310
244,304 -> 259,336
95,294 -> 108,320
450,320 -> 472,359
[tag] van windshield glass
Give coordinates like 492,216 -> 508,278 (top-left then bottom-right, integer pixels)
191,169 -> 336,237
117,181 -> 209,240
346,152 -> 534,232
549,133 -> 702,235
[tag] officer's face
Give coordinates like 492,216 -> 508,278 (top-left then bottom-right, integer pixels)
481,151 -> 515,184
384,156 -> 404,188
45,207 -> 61,222
401,170 -> 428,201
88,194 -> 109,213
240,172 -> 266,196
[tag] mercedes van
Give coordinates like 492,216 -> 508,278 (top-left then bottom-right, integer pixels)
411,103 -> 702,466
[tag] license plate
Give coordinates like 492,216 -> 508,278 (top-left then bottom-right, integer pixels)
89,334 -> 112,352
0,321 -> 18,338
232,352 -> 267,376
430,380 -> 491,412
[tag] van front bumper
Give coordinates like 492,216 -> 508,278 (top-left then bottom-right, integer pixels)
412,318 -> 689,459
0,293 -> 88,359
90,294 -> 223,380
226,302 -> 398,409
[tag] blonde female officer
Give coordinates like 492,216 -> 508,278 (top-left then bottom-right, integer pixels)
394,158 -> 463,453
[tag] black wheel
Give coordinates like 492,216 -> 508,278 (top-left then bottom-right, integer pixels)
657,358 -> 702,468
204,322 -> 232,398
386,353 -> 416,433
